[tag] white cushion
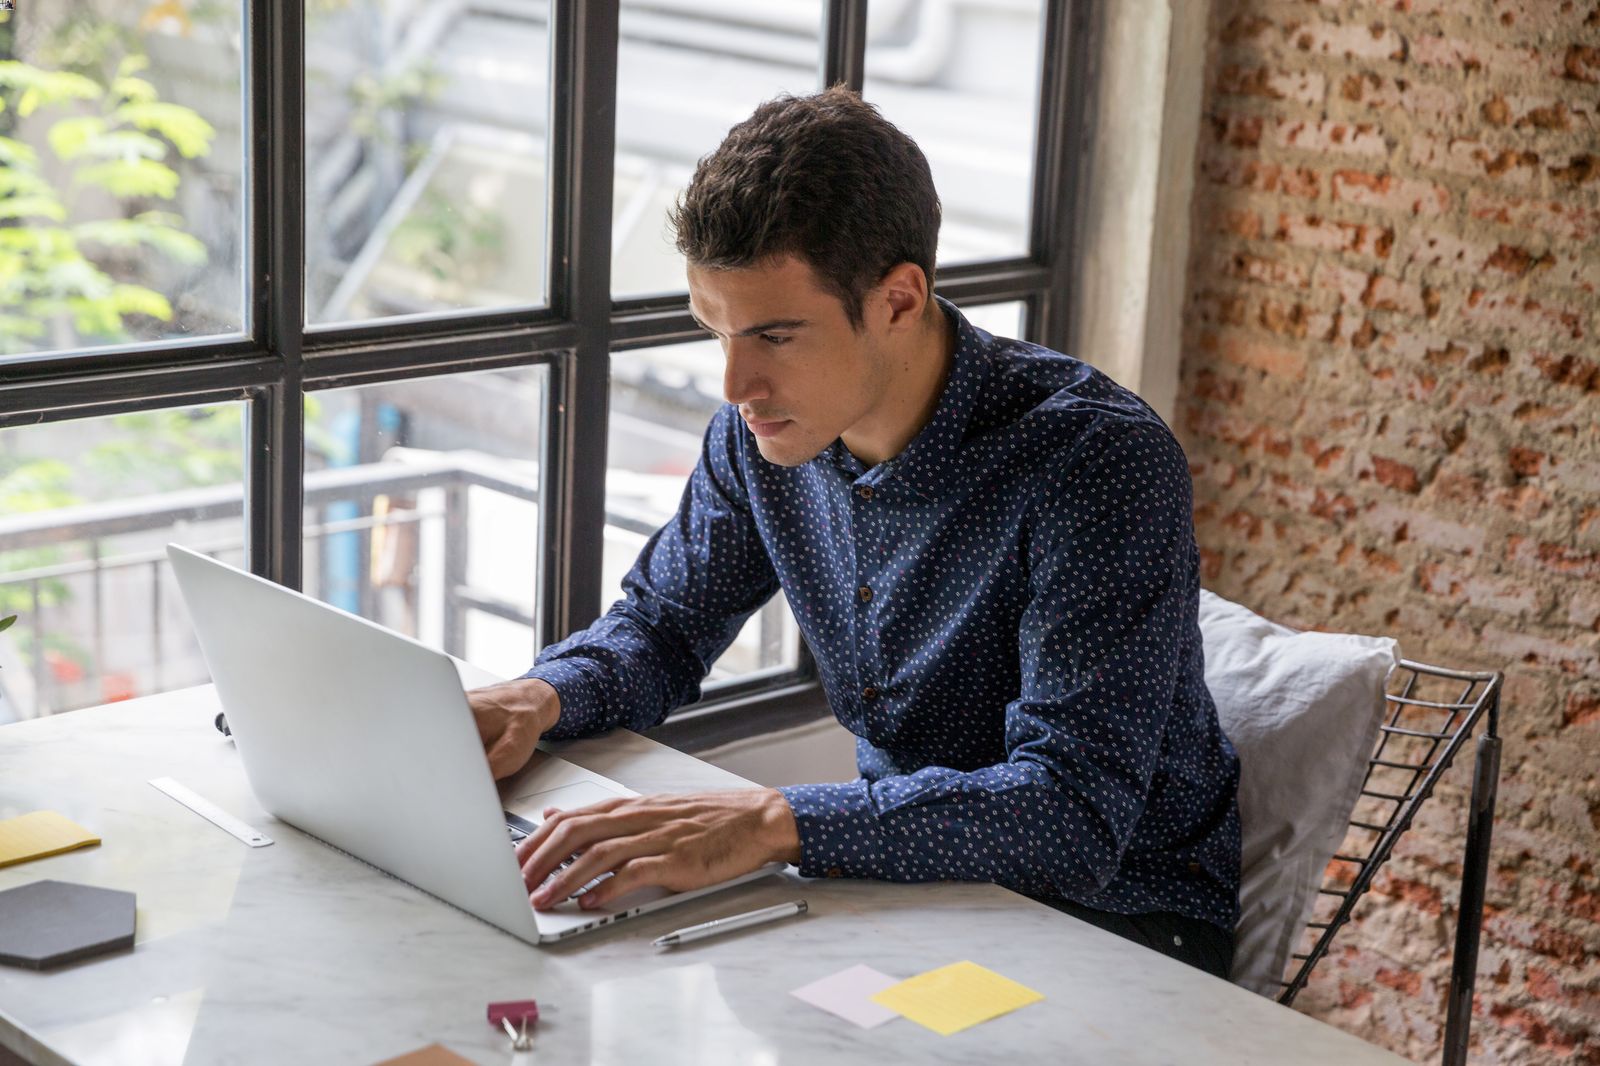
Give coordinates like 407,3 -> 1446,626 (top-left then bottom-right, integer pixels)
1198,589 -> 1399,997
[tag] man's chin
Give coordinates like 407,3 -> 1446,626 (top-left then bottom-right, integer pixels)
753,432 -> 823,468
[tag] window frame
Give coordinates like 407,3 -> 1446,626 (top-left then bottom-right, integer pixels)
0,0 -> 1096,726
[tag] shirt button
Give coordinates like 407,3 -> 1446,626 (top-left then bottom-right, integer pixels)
858,585 -> 873,603
861,686 -> 879,702
1187,862 -> 1202,875
856,485 -> 873,501
826,867 -> 843,878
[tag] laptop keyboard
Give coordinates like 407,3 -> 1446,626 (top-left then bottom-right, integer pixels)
504,811 -> 612,899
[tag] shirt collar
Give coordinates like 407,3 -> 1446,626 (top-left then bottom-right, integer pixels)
823,296 -> 990,501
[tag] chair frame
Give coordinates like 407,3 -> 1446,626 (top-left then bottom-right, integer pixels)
1276,658 -> 1503,1066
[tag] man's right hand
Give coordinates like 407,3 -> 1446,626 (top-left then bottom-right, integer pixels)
467,678 -> 562,780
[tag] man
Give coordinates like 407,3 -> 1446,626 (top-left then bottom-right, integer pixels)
468,87 -> 1241,977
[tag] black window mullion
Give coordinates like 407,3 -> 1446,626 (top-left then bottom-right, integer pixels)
1028,0 -> 1095,354
253,0 -> 307,590
821,0 -> 868,91
543,0 -> 620,647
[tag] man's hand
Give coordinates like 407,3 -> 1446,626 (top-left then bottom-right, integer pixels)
517,789 -> 801,911
467,678 -> 562,780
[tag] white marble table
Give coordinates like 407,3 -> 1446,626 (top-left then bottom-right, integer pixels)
0,684 -> 1411,1066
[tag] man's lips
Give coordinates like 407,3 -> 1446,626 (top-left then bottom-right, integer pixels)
743,415 -> 790,439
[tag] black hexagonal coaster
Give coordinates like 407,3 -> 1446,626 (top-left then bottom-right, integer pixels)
0,880 -> 136,970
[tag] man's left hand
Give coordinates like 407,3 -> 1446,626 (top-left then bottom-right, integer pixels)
518,788 -> 802,911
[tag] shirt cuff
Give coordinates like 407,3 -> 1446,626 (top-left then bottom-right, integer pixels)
521,659 -> 606,739
776,779 -> 890,881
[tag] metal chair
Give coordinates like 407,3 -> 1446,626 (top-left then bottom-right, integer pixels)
1276,659 -> 1503,1066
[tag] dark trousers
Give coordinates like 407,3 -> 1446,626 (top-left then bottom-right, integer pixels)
1045,897 -> 1234,980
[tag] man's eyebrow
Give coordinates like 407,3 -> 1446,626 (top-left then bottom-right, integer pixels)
688,310 -> 810,337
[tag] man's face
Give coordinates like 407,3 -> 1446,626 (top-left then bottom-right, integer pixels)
687,256 -> 891,467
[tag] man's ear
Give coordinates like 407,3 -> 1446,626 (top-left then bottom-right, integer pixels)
876,262 -> 931,332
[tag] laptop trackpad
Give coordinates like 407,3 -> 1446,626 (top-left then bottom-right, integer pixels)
517,781 -> 628,824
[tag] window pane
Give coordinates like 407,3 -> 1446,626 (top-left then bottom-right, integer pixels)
305,2 -> 551,326
0,3 -> 246,361
302,367 -> 548,680
963,299 -> 1026,341
0,404 -> 246,719
612,1 -> 822,298
865,0 -> 1046,265
607,340 -> 801,683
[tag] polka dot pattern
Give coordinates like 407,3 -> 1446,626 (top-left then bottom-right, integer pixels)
526,298 -> 1242,931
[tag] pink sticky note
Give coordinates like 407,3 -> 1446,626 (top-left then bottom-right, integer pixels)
790,964 -> 901,1029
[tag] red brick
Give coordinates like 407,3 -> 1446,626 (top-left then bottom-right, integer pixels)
1313,259 -> 1371,304
1481,624 -> 1600,679
1492,0 -> 1600,34
1215,64 -> 1327,106
1338,72 -> 1462,117
1277,213 -> 1392,257
1567,691 -> 1600,728
1225,251 -> 1311,290
1561,44 -> 1600,85
1416,561 -> 1542,617
1480,92 -> 1596,131
1289,20 -> 1407,61
1368,454 -> 1422,493
1508,536 -> 1600,580
1411,34 -> 1544,79
1331,170 -> 1450,215
1269,118 -> 1389,157
1409,133 -> 1542,187
1549,152 -> 1600,186
1466,189 -> 1600,242
1201,154 -> 1323,199
1363,501 -> 1486,554
1217,332 -> 1309,380
1462,289 -> 1586,342
1529,352 -> 1600,393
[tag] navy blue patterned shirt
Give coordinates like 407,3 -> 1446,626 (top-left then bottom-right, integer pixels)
527,300 -> 1241,930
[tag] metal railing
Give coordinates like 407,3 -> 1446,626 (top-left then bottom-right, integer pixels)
0,452 -> 793,718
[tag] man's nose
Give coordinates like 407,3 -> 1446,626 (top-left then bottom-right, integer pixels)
722,340 -> 768,407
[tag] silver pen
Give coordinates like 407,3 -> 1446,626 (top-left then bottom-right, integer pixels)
652,899 -> 808,947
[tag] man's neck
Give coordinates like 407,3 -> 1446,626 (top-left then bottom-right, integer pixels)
841,306 -> 955,468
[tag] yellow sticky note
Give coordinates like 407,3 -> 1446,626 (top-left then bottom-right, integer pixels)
0,811 -> 100,869
870,960 -> 1044,1036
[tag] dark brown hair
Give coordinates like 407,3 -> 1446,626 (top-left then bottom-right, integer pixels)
672,86 -> 941,328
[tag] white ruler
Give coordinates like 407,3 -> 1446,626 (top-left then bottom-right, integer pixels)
149,777 -> 274,848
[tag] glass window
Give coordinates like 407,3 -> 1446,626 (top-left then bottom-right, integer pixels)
606,339 -> 801,683
962,299 -> 1026,341
302,367 -> 548,679
611,0 -> 823,298
0,1 -> 246,360
865,0 -> 1047,266
0,404 -> 246,719
304,1 -> 552,326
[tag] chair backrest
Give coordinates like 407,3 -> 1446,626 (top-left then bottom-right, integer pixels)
1199,588 -> 1502,1066
1278,660 -> 1501,1027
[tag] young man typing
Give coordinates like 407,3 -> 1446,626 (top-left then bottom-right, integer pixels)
468,87 -> 1241,978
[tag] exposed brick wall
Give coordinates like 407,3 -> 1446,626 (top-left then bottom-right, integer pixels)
1179,1 -> 1600,1062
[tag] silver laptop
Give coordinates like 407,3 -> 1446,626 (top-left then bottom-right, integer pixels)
166,544 -> 780,944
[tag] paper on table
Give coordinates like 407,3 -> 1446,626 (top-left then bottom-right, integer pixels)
870,960 -> 1044,1036
0,811 -> 100,869
790,964 -> 901,1029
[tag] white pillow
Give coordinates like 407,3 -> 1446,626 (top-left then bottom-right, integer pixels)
1198,589 -> 1399,997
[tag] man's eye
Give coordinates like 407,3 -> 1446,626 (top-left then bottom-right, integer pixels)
759,333 -> 791,346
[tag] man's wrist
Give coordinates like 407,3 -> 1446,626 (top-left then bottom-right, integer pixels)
487,676 -> 562,734
761,787 -> 803,865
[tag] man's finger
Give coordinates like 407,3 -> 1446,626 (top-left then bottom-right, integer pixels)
529,834 -> 648,909
574,855 -> 668,910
